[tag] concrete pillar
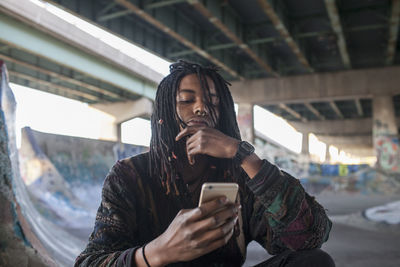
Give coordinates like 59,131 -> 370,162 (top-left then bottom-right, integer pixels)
91,97 -> 153,142
372,95 -> 399,172
301,132 -> 309,155
237,103 -> 254,143
372,95 -> 397,137
325,144 -> 331,163
115,122 -> 122,143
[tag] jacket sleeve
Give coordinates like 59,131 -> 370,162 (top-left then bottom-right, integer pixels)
75,160 -> 140,267
245,160 -> 332,255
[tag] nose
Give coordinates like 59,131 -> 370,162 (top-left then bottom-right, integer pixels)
194,96 -> 207,116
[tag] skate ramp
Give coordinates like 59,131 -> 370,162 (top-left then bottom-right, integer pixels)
17,127 -> 147,266
1,62 -> 57,266
0,62 -> 147,266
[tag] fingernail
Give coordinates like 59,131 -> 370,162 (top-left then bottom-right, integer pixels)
220,197 -> 228,204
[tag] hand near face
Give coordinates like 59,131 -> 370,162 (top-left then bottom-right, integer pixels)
176,126 -> 240,165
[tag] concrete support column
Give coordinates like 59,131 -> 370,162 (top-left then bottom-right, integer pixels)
372,95 -> 397,137
372,95 -> 399,172
325,144 -> 331,163
237,103 -> 254,143
91,97 -> 153,142
301,132 -> 309,155
115,122 -> 122,143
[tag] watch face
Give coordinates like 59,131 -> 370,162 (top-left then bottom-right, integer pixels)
241,141 -> 255,153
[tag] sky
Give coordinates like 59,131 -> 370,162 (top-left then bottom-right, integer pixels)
10,0 -> 359,163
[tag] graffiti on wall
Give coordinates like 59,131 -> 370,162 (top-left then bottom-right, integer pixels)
375,135 -> 400,172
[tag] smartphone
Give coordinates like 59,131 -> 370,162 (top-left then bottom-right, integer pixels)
198,182 -> 239,207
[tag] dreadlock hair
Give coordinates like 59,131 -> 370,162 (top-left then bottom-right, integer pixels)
149,59 -> 242,195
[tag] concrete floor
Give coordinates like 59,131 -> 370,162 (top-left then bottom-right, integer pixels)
243,192 -> 400,267
324,223 -> 400,267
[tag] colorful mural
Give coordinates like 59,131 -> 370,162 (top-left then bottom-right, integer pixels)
375,135 -> 400,172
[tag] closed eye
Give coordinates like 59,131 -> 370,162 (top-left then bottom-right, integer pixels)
178,99 -> 194,104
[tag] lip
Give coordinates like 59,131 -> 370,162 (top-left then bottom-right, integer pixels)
187,118 -> 209,127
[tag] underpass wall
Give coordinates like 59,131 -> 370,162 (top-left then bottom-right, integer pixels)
255,135 -> 400,196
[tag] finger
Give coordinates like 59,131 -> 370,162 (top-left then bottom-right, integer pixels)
190,197 -> 233,221
192,217 -> 237,250
186,140 -> 202,164
208,216 -> 237,241
191,206 -> 238,236
185,138 -> 196,165
209,225 -> 235,249
175,126 -> 204,141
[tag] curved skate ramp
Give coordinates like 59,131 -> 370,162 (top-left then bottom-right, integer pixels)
0,63 -> 147,266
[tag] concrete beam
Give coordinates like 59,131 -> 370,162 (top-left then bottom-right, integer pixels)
278,103 -> 307,122
324,0 -> 351,69
304,103 -> 325,120
0,0 -> 160,99
292,117 -> 400,136
169,23 -> 388,58
145,0 -> 187,10
0,54 -> 123,101
256,0 -> 313,73
91,97 -> 153,124
115,0 -> 244,80
291,118 -> 373,136
355,99 -> 363,116
189,0 -> 278,77
230,66 -> 400,104
97,10 -> 133,22
329,101 -> 344,119
9,70 -> 99,102
317,134 -> 372,147
386,0 -> 400,65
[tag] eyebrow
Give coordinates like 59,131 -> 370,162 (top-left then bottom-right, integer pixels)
178,89 -> 218,97
178,89 -> 195,94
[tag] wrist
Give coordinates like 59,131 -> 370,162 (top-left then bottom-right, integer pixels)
143,239 -> 167,267
241,153 -> 263,179
228,139 -> 240,158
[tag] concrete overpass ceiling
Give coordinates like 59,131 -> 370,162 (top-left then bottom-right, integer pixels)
261,98 -> 375,122
43,0 -> 399,79
3,0 -> 399,136
35,0 -> 373,79
0,41 -> 142,104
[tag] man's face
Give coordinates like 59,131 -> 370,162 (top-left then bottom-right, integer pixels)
175,74 -> 219,130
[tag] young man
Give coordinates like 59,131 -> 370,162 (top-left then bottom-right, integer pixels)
75,60 -> 335,267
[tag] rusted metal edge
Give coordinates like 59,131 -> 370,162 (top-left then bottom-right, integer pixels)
324,0 -> 351,69
115,0 -> 244,80
189,0 -> 278,77
386,0 -> 400,65
257,0 -> 313,73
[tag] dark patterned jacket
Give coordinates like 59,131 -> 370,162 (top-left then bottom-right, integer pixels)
75,152 -> 331,266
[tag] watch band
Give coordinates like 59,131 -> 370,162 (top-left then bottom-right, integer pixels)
233,141 -> 255,165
